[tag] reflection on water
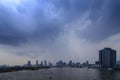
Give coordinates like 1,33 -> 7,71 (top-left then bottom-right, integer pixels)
0,68 -> 120,80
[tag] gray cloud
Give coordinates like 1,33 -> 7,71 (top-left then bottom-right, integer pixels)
0,0 -> 120,57
0,0 -> 64,46
78,0 -> 120,42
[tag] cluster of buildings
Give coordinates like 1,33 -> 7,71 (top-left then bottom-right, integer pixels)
0,47 -> 118,73
23,60 -> 53,68
55,60 -> 89,68
23,60 -> 90,68
55,47 -> 118,69
23,47 -> 118,69
0,47 -> 118,69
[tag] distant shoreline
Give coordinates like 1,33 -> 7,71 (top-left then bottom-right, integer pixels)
1,67 -> 120,73
0,66 -> 50,73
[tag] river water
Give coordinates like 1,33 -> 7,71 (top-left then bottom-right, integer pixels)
0,68 -> 120,80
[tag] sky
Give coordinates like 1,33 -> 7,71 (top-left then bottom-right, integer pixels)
0,0 -> 120,65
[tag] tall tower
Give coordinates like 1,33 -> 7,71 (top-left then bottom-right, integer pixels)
28,61 -> 32,67
36,60 -> 38,67
44,60 -> 47,67
99,48 -> 116,68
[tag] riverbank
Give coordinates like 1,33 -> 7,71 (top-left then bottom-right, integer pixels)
0,66 -> 50,73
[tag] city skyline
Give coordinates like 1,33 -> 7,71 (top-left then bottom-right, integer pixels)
0,0 -> 120,65
0,47 -> 119,67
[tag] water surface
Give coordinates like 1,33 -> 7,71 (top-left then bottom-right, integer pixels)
0,68 -> 120,80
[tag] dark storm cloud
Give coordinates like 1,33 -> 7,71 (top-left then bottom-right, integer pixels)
0,5 -> 27,45
0,0 -> 92,46
0,0 -> 120,46
0,1 -> 63,46
78,0 -> 120,42
50,0 -> 94,23
51,0 -> 120,42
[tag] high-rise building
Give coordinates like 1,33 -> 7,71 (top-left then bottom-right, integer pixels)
28,61 -> 32,67
40,61 -> 43,67
99,48 -> 116,68
44,60 -> 47,67
86,61 -> 89,67
36,60 -> 38,67
69,60 -> 73,67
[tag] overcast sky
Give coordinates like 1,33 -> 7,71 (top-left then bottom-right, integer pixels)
0,0 -> 120,65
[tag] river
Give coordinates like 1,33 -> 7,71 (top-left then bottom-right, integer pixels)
0,68 -> 120,80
